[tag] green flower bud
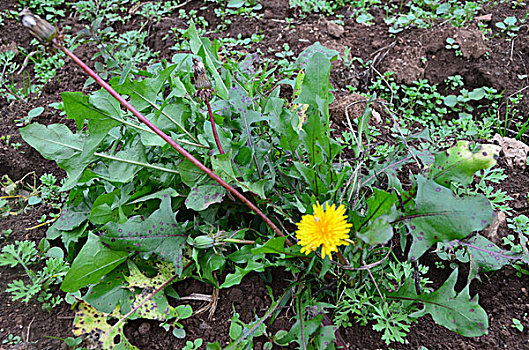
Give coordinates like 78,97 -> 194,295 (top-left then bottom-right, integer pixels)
193,235 -> 215,249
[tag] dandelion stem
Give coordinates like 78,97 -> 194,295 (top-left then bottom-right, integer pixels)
205,96 -> 224,154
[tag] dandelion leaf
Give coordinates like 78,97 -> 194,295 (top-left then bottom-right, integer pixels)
354,189 -> 397,245
185,184 -> 226,211
125,262 -> 191,321
295,42 -> 339,69
73,302 -> 137,350
19,123 -> 97,191
112,65 -> 176,112
62,233 -> 128,293
76,263 -> 192,349
407,176 -> 492,261
389,269 -> 488,337
83,264 -> 132,314
102,190 -> 188,275
457,235 -> 527,282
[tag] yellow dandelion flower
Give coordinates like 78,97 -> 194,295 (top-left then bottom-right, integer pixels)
295,202 -> 352,260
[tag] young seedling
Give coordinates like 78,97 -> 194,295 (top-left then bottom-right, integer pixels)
495,16 -> 520,40
445,37 -> 462,56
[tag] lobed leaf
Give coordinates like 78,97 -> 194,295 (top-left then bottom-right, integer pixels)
354,189 -> 397,245
389,269 -> 488,337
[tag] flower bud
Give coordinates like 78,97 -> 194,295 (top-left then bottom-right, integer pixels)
20,9 -> 58,44
193,235 -> 215,249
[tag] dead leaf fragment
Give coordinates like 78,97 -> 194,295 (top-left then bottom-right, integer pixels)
476,14 -> 492,22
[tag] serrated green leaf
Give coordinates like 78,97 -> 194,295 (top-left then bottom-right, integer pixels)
251,237 -> 287,255
389,269 -> 488,337
113,65 -> 176,112
295,42 -> 339,68
211,151 -> 236,183
178,159 -> 206,188
354,189 -> 397,245
83,265 -> 133,314
89,192 -> 119,225
220,260 -> 264,288
54,205 -> 89,230
94,139 -> 148,183
457,234 -> 526,281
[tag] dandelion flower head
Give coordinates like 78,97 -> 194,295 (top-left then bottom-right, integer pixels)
295,202 -> 352,260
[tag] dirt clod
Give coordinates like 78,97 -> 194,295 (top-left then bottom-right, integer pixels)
327,21 -> 345,38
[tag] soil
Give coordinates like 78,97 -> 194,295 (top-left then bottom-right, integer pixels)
1,0 -> 529,349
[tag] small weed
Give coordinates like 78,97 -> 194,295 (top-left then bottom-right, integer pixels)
0,135 -> 22,151
385,1 -> 482,33
511,318 -> 524,332
15,106 -> 44,127
2,334 -> 22,346
445,37 -> 462,56
454,167 -> 513,213
1,228 -> 13,240
31,51 -> 65,84
0,240 -> 69,311
137,1 -> 176,23
70,0 -> 134,23
0,49 -> 19,80
182,338 -> 203,350
289,0 -> 352,15
274,43 -> 295,68
19,0 -> 68,20
17,15 -> 518,347
495,16 -> 520,40
445,75 -> 464,90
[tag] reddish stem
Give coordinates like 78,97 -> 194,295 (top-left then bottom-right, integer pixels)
54,40 -> 289,244
205,97 -> 224,154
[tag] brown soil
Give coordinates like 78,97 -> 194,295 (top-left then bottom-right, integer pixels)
1,0 -> 529,349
